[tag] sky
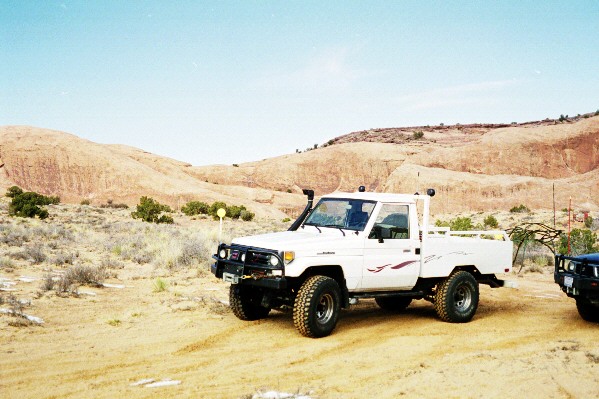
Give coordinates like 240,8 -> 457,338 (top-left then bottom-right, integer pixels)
1,1 -> 598,166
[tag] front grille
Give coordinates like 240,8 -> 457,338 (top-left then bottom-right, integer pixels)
250,252 -> 270,265
570,262 -> 599,277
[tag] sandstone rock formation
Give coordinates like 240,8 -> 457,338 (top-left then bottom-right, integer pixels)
1,116 -> 597,218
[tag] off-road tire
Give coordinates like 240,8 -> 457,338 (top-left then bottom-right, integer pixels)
576,298 -> 599,322
375,296 -> 412,312
293,276 -> 341,338
229,284 -> 270,321
434,271 -> 479,323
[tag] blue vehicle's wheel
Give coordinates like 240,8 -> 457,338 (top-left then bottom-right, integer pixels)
576,298 -> 599,322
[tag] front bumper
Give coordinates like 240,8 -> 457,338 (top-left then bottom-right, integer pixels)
554,255 -> 599,299
211,243 -> 288,290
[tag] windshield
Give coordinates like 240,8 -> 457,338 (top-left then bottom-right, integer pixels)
304,198 -> 376,231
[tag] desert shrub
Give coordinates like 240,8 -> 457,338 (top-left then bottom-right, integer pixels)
282,217 -> 291,223
557,229 -> 599,256
40,273 -> 55,291
585,216 -> 593,229
132,252 -> 153,264
227,205 -> 247,219
483,215 -> 499,229
22,245 -> 47,264
0,257 -> 14,270
100,202 -> 129,209
177,241 -> 204,267
208,201 -> 228,219
80,199 -> 91,205
57,265 -> 108,293
0,225 -> 31,246
181,201 -> 210,216
6,186 -> 23,198
153,278 -> 168,293
510,204 -> 530,213
435,216 -> 473,231
413,130 -> 424,139
131,196 -> 173,224
100,257 -> 125,269
9,191 -> 59,219
51,252 -> 76,266
240,210 -> 255,221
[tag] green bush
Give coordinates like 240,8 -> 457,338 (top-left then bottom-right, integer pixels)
240,210 -> 255,221
584,216 -> 593,229
435,216 -> 473,231
209,201 -> 227,218
483,215 -> 499,229
227,205 -> 247,219
9,190 -> 60,219
6,186 -> 23,198
131,196 -> 173,224
557,229 -> 599,256
282,217 -> 291,223
204,201 -> 255,221
181,201 -> 210,216
412,131 -> 424,139
510,204 -> 530,213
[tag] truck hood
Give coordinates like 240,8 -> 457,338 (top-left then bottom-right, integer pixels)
232,227 -> 361,252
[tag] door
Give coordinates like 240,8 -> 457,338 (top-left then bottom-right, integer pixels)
361,203 -> 420,290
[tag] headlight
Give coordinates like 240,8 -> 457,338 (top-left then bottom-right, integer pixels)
567,261 -> 576,271
284,251 -> 295,264
240,253 -> 246,262
219,249 -> 227,259
269,256 -> 280,266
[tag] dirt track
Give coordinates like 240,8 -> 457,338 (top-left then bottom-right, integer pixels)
1,269 -> 598,399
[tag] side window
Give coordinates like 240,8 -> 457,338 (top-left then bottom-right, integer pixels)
368,204 -> 410,240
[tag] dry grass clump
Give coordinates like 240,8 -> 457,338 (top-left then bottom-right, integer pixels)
49,264 -> 109,295
51,252 -> 77,266
101,257 -> 125,269
0,223 -> 32,246
0,293 -> 34,327
0,256 -> 14,270
10,244 -> 47,264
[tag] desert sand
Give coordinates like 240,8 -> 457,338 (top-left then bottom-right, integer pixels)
1,204 -> 597,399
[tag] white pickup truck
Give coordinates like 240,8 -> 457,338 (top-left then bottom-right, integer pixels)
211,188 -> 513,338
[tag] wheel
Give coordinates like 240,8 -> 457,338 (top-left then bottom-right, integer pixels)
229,284 -> 270,321
434,271 -> 479,323
576,298 -> 599,322
375,296 -> 412,312
293,276 -> 342,338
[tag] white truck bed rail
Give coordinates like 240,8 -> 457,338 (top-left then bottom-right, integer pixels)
425,227 -> 510,241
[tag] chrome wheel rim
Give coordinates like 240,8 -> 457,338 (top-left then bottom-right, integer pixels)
316,293 -> 334,324
454,284 -> 472,312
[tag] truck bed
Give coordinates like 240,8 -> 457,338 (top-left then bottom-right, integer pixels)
420,229 -> 512,278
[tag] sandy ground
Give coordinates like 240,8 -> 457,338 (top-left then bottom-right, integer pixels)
1,264 -> 598,399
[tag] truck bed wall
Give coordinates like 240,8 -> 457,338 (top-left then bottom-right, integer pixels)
420,235 -> 512,278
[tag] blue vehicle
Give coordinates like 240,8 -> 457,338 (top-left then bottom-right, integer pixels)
555,253 -> 599,322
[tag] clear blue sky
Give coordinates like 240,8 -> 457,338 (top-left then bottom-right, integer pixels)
1,1 -> 598,166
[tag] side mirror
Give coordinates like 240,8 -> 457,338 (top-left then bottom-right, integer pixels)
369,225 -> 384,243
